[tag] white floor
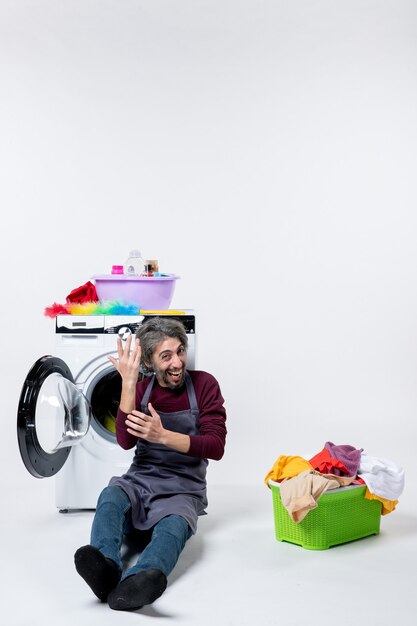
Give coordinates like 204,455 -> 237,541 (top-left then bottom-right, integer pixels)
1,475 -> 416,626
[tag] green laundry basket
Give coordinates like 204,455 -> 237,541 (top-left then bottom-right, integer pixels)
269,480 -> 382,550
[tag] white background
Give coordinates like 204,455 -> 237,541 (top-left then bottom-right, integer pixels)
1,2 -> 417,624
1,0 -> 416,543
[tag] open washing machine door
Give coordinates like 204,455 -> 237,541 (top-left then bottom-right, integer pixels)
17,356 -> 91,478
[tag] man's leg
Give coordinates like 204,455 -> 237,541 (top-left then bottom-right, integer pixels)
74,485 -> 132,601
108,514 -> 192,611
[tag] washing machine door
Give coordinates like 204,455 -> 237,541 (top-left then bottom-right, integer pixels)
17,356 -> 91,478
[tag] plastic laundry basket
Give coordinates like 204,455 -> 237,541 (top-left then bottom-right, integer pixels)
269,480 -> 382,550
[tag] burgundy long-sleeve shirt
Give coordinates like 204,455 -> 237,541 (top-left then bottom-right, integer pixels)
116,370 -> 227,461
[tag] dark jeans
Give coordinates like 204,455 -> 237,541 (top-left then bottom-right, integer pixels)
91,485 -> 192,580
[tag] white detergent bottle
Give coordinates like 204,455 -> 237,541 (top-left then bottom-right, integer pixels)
124,249 -> 145,275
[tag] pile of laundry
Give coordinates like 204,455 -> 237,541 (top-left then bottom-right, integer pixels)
264,442 -> 405,523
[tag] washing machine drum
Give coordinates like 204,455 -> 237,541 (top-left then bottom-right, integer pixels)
17,356 -> 91,478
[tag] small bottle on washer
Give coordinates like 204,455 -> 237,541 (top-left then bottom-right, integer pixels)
124,249 -> 145,275
142,259 -> 159,276
142,263 -> 154,277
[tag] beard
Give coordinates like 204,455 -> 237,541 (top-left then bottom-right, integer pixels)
152,364 -> 186,390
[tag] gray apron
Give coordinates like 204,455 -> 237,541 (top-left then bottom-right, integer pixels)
109,372 -> 208,534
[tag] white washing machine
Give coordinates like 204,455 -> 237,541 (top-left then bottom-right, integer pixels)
17,311 -> 196,511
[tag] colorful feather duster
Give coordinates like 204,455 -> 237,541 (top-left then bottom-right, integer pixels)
44,300 -> 141,318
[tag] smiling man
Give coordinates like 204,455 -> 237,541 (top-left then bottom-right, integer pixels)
74,317 -> 227,612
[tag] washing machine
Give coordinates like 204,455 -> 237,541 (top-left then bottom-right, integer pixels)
17,311 -> 196,511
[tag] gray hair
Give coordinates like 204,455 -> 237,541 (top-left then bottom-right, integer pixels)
136,317 -> 188,373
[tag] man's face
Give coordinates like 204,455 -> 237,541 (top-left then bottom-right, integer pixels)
150,337 -> 187,389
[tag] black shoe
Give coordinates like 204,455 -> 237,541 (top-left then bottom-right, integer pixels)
108,569 -> 167,611
74,545 -> 121,602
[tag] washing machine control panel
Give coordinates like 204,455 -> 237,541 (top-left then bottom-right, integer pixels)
56,313 -> 196,339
